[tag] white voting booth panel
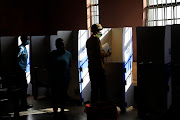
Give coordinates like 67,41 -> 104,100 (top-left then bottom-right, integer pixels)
31,32 -> 80,100
78,30 -> 90,103
103,28 -> 133,108
78,28 -> 133,108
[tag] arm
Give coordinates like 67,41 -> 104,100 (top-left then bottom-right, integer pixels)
98,40 -> 111,58
17,46 -> 24,58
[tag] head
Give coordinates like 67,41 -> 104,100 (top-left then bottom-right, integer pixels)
55,38 -> 64,51
91,24 -> 103,38
21,35 -> 30,46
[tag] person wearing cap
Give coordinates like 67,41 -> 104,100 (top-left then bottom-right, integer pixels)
86,24 -> 111,103
16,35 -> 32,111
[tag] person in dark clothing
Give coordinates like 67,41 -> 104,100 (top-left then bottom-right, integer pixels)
48,38 -> 72,115
16,35 -> 32,111
86,24 -> 111,103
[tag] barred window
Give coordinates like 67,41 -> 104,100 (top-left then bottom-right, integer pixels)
91,0 -> 99,25
147,0 -> 180,26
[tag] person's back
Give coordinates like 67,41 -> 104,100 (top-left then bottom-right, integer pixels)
86,35 -> 103,71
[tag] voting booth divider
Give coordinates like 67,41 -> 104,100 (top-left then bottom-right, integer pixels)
0,28 -> 134,114
136,26 -> 172,117
78,28 -> 134,110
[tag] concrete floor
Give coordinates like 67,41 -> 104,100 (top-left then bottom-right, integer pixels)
0,95 -> 141,120
0,96 -> 174,120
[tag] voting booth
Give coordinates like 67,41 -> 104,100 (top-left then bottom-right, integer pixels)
78,28 -> 134,110
136,26 -> 172,117
171,24 -> 180,118
0,28 -> 133,110
31,32 -> 80,101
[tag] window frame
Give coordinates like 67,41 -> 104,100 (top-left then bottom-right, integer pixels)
146,0 -> 180,26
90,0 -> 99,25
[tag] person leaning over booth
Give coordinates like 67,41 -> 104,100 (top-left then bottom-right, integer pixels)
86,24 -> 111,103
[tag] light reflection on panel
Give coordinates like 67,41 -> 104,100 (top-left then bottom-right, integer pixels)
78,30 -> 90,102
100,28 -> 111,41
123,27 -> 133,92
81,66 -> 89,79
125,73 -> 132,92
78,30 -> 88,54
82,73 -> 90,91
79,49 -> 87,62
123,28 -> 133,63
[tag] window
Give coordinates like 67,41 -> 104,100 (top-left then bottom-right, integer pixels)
146,0 -> 180,26
91,0 -> 99,25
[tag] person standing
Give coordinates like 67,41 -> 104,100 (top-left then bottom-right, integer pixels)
86,24 -> 111,103
48,38 -> 72,115
16,35 -> 32,110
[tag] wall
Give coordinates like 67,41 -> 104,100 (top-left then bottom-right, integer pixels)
0,0 -> 143,61
0,0 -> 87,35
99,0 -> 143,61
49,0 -> 87,33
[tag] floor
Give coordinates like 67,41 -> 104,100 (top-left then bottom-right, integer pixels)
0,95 -> 141,120
0,95 -> 174,120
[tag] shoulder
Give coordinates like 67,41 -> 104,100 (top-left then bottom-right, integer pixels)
65,50 -> 72,59
86,36 -> 98,44
49,50 -> 57,56
65,50 -> 72,55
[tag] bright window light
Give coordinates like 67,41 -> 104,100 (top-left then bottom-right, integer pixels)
91,0 -> 99,24
147,0 -> 180,26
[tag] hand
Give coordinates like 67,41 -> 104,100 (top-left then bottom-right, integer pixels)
108,49 -> 111,56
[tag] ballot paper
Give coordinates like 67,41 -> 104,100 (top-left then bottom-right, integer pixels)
102,43 -> 110,52
102,43 -> 111,62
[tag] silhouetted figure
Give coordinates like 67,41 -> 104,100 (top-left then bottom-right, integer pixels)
86,24 -> 111,103
48,38 -> 72,115
16,35 -> 32,111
